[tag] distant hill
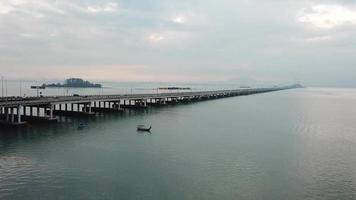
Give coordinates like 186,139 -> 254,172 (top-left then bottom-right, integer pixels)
42,78 -> 102,88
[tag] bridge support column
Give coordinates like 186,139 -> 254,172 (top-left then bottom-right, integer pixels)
88,103 -> 92,113
11,108 -> 14,123
117,100 -> 121,109
17,105 -> 22,123
112,101 -> 120,109
5,108 -> 9,121
49,104 -> 54,119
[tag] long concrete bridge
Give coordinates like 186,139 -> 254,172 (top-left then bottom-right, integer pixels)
0,84 -> 301,126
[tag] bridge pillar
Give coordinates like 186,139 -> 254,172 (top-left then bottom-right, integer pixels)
5,108 -> 9,121
17,105 -> 22,123
11,108 -> 14,123
88,102 -> 92,113
111,101 -> 120,110
49,104 -> 54,119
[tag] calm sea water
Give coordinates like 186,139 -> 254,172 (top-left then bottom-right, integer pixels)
1,88 -> 356,200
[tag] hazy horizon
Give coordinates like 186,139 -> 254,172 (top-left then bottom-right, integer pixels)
1,0 -> 356,87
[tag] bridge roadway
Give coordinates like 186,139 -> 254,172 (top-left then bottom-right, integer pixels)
0,85 -> 300,126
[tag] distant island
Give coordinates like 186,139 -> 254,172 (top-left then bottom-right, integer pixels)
42,78 -> 102,88
158,87 -> 191,90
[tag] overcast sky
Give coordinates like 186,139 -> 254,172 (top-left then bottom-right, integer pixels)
0,0 -> 356,86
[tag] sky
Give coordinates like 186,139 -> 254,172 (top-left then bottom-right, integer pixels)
0,0 -> 356,87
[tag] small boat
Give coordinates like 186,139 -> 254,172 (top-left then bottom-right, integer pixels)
78,123 -> 87,129
137,125 -> 152,132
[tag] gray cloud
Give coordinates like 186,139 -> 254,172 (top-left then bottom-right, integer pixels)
0,0 -> 356,86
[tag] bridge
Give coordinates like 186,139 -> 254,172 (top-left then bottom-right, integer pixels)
0,84 -> 301,126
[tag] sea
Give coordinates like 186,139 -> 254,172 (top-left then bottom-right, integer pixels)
1,81 -> 356,200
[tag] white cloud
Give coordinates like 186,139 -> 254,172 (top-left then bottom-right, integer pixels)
169,12 -> 208,26
172,17 -> 185,24
298,4 -> 356,29
0,0 -> 68,17
87,3 -> 118,13
0,2 -> 14,14
20,33 -> 35,38
304,35 -> 333,42
146,30 -> 197,46
0,1 -> 119,16
149,34 -> 165,42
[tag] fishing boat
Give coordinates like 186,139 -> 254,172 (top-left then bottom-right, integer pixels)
78,122 -> 87,130
137,125 -> 152,132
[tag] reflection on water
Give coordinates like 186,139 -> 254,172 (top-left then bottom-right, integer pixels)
1,88 -> 356,199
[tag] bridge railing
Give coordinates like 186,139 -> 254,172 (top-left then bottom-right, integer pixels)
0,85 -> 301,107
